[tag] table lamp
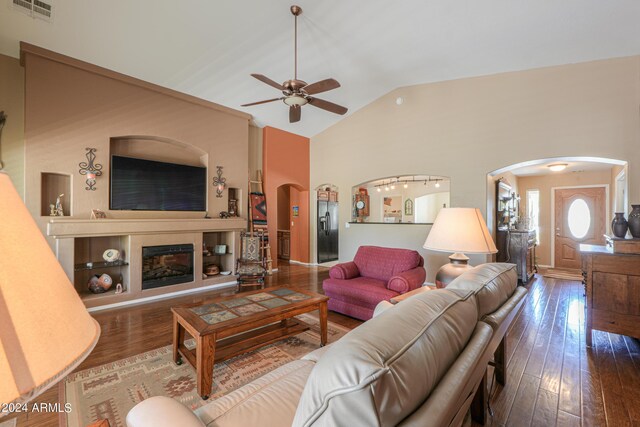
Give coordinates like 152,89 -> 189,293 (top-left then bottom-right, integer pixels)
0,172 -> 100,411
423,208 -> 497,288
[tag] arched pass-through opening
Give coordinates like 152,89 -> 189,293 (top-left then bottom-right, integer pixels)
487,156 -> 628,272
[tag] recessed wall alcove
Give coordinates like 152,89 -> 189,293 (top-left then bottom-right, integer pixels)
110,135 -> 208,168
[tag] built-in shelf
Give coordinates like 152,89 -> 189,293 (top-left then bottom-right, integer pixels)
41,172 -> 71,216
75,260 -> 129,271
48,218 -> 245,310
80,287 -> 128,301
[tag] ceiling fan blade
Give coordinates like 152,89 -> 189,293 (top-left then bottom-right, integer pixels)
302,78 -> 341,95
308,97 -> 348,115
241,97 -> 283,107
251,74 -> 285,91
289,105 -> 301,123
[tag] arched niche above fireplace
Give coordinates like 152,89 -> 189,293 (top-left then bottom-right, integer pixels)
110,136 -> 208,167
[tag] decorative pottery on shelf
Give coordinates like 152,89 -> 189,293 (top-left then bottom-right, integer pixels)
629,205 -> 640,238
611,212 -> 629,238
88,273 -> 113,294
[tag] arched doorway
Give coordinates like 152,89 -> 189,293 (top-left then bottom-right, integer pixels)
275,183 -> 307,265
487,156 -> 628,274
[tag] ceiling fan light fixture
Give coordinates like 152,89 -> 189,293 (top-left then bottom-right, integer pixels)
283,96 -> 308,107
242,5 -> 347,123
548,163 -> 568,172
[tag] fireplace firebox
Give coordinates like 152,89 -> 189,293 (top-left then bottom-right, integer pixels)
142,244 -> 194,290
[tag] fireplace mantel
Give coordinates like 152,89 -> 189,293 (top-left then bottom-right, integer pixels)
47,217 -> 246,311
47,217 -> 247,238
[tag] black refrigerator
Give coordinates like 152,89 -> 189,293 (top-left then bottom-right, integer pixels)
317,201 -> 339,263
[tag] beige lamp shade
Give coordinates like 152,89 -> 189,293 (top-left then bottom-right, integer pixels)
0,172 -> 100,408
423,208 -> 497,254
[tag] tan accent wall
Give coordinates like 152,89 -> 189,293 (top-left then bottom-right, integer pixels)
21,44 -> 250,243
518,169 -> 613,266
0,54 -> 25,197
311,56 -> 640,281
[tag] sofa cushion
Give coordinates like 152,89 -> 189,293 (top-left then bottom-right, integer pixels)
195,359 -> 314,427
353,246 -> 423,283
446,263 -> 517,318
323,276 -> 398,308
292,289 -> 478,427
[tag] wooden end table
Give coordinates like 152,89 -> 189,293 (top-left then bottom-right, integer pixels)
171,286 -> 329,399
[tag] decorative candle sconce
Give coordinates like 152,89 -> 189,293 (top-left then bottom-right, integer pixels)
78,148 -> 103,191
212,166 -> 226,198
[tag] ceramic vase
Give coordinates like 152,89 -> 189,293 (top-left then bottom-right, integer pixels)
611,212 -> 628,238
628,205 -> 640,238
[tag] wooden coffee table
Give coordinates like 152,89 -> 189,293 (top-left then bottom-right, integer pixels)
171,286 -> 329,399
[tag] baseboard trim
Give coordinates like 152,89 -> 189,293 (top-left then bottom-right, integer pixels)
289,260 -> 316,266
87,280 -> 238,313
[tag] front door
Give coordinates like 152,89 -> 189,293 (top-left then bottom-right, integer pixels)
554,187 -> 606,270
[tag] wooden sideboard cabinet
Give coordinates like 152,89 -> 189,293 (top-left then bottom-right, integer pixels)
580,244 -> 640,346
277,230 -> 290,260
496,229 -> 536,284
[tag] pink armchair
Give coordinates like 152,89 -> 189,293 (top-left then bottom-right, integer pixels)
322,246 -> 426,320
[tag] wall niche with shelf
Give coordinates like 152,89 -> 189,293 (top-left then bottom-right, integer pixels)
74,235 -> 129,300
41,172 -> 71,216
202,231 -> 236,281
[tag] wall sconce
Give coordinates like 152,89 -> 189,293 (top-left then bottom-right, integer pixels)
212,166 -> 226,198
78,148 -> 103,191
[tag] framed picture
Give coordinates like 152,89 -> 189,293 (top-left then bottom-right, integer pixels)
292,206 -> 299,217
90,209 -> 107,219
404,199 -> 414,216
214,244 -> 227,255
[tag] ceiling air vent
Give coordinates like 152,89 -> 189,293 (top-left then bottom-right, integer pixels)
11,0 -> 53,21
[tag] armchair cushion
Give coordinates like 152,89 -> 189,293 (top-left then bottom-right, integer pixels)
323,277 -> 397,307
353,246 -> 424,283
387,267 -> 426,293
329,261 -> 359,280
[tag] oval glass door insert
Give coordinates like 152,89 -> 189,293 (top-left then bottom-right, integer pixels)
567,198 -> 591,239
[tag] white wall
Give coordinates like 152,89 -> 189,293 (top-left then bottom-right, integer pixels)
310,56 -> 640,281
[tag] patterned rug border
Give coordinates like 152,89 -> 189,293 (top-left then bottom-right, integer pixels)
63,313 -> 352,427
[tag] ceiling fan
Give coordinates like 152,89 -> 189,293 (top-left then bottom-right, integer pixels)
241,5 -> 348,123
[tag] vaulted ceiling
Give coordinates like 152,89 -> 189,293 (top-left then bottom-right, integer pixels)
2,1 -> 640,137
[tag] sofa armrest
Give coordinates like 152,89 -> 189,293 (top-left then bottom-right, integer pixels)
329,261 -> 359,280
373,300 -> 394,317
126,396 -> 205,427
388,267 -> 426,293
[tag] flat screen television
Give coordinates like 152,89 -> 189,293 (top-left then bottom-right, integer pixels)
110,155 -> 207,211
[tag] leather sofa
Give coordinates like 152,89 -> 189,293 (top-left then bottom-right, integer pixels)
322,245 -> 427,320
126,263 -> 526,427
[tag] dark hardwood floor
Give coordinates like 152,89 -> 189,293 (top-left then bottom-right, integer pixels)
7,263 -> 640,426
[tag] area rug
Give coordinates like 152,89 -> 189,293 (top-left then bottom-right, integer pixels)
63,314 -> 349,427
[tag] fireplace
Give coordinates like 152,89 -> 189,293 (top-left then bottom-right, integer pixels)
142,244 -> 194,290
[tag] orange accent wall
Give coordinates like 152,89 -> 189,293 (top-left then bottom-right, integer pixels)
262,127 -> 310,266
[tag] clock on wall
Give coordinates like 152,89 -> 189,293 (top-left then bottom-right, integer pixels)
354,193 -> 370,219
